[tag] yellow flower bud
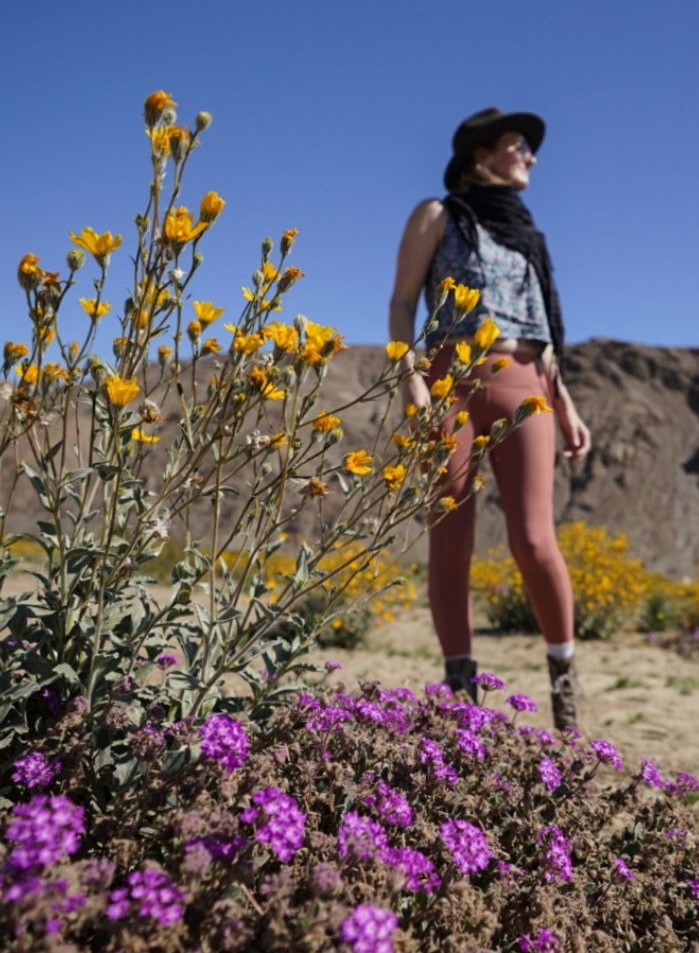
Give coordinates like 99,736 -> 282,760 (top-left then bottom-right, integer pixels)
199,191 -> 226,224
473,316 -> 500,351
513,395 -> 553,425
454,341 -> 472,366
187,320 -> 202,343
280,228 -> 299,256
386,341 -> 410,361
455,410 -> 470,428
430,374 -> 454,399
453,284 -> 480,315
144,90 -> 177,127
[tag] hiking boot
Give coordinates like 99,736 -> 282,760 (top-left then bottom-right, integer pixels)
547,655 -> 579,731
444,657 -> 478,703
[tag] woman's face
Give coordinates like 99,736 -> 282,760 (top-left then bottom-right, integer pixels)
474,131 -> 536,190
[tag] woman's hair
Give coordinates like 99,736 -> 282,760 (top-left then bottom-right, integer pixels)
450,132 -> 512,194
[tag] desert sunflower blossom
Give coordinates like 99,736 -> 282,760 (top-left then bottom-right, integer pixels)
131,427 -> 160,444
199,191 -> 226,223
70,228 -> 122,266
385,341 -> 410,361
514,395 -> 553,425
104,375 -> 140,407
163,207 -> 207,248
193,301 -> 225,326
79,298 -> 111,321
144,90 -> 177,126
383,464 -> 407,491
344,450 -> 373,476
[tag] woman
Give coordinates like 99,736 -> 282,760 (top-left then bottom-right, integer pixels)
388,107 -> 591,729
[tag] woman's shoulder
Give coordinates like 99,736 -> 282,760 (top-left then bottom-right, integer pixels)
403,198 -> 448,242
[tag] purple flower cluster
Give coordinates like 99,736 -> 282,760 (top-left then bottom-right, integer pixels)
614,857 -> 635,881
340,903 -> 398,953
419,738 -> 458,784
156,652 -> 178,669
439,819 -> 492,875
383,846 -> 441,893
106,867 -> 184,925
688,879 -> 699,901
199,713 -> 249,772
640,760 -> 698,795
518,928 -> 560,951
538,757 -> 563,793
12,751 -> 61,789
472,672 -> 506,692
506,693 -> 538,713
590,738 -> 623,771
241,787 -> 305,863
338,811 -> 389,861
363,779 -> 413,827
5,795 -> 84,872
455,728 -> 486,761
536,826 -> 573,882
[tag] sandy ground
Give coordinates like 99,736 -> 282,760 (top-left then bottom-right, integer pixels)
309,605 -> 699,777
4,574 -> 698,776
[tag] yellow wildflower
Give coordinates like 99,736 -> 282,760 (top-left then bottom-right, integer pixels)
455,410 -> 470,428
43,363 -> 69,382
113,337 -> 130,358
263,322 -> 299,351
232,332 -> 264,354
42,271 -> 60,287
277,266 -> 304,292
131,427 -> 160,444
261,261 -> 279,285
17,253 -> 43,289
167,126 -> 191,162
200,191 -> 226,223
454,341 -> 472,365
16,363 -> 39,384
104,375 -> 140,407
187,320 -> 202,343
437,276 -> 456,296
385,341 -> 410,361
404,403 -> 418,417
344,450 -> 373,476
158,345 -> 173,365
193,301 -> 225,326
70,228 -> 122,264
203,338 -> 222,354
453,284 -> 480,314
163,207 -> 207,246
491,357 -> 511,374
392,434 -> 413,449
312,412 -> 342,432
4,343 -> 29,365
144,90 -> 177,126
440,432 -> 459,452
472,474 -> 485,491
430,374 -> 454,399
79,298 -> 111,321
383,463 -> 407,491
146,126 -> 171,157
473,435 -> 490,452
269,432 -> 288,448
37,327 -> 56,346
473,316 -> 500,350
514,394 -> 553,425
248,366 -> 285,400
69,341 -> 79,360
281,228 -> 299,255
438,495 -> 459,512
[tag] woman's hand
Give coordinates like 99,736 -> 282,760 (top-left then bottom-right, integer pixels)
554,390 -> 591,460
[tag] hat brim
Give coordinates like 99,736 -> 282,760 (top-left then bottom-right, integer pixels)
443,112 -> 545,191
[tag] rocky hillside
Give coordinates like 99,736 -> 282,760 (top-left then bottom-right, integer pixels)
3,340 -> 697,577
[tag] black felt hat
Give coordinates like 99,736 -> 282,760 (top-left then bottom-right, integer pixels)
443,107 -> 545,191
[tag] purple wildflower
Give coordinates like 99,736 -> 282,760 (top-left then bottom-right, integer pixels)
199,713 -> 249,772
455,704 -> 499,733
425,682 -> 453,698
536,825 -> 573,882
337,811 -> 389,861
590,739 -> 623,771
439,819 -> 491,875
242,787 -> 305,863
506,693 -> 538,713
310,862 -> 341,897
6,795 -> 84,872
665,828 -> 688,844
676,771 -> 699,794
419,738 -> 458,784
538,757 -> 563,793
614,857 -> 635,881
156,652 -> 178,669
324,659 -> 342,673
471,672 -> 505,691
340,903 -> 398,953
12,752 -> 61,789
382,846 -> 441,893
518,928 -> 560,952
363,780 -> 413,827
688,879 -> 699,901
130,724 -> 166,761
641,758 -> 665,789
455,728 -> 486,761
305,705 -> 353,733
107,867 -> 184,925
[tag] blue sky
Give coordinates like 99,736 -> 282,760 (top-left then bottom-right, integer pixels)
2,0 -> 697,353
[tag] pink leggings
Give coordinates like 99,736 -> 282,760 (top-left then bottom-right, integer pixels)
426,346 -> 574,656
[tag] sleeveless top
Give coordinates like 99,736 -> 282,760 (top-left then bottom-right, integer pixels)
423,215 -> 552,350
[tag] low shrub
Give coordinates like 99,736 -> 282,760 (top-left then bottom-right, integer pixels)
0,673 -> 696,952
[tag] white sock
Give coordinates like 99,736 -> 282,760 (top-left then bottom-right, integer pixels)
546,642 -> 575,662
445,653 -> 474,663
